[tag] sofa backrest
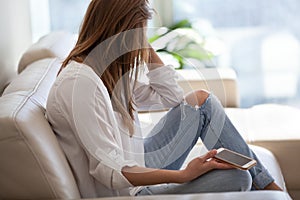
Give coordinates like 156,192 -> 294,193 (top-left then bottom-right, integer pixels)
0,58 -> 80,199
18,31 -> 77,73
0,32 -> 80,199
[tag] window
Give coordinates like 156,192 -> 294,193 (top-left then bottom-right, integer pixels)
48,0 -> 90,33
30,0 -> 155,39
30,0 -> 300,108
172,0 -> 300,107
30,0 -> 90,42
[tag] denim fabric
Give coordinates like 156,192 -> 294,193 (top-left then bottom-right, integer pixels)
136,169 -> 252,195
138,94 -> 274,196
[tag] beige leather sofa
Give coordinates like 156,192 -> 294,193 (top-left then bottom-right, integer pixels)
0,32 -> 296,200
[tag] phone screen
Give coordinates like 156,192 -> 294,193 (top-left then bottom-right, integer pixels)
216,150 -> 252,166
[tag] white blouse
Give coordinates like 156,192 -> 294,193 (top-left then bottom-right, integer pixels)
46,61 -> 184,198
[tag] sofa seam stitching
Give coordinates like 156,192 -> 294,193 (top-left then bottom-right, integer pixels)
12,58 -> 59,198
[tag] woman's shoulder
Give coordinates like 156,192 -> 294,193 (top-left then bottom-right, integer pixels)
62,61 -> 99,80
57,61 -> 105,88
53,61 -> 109,98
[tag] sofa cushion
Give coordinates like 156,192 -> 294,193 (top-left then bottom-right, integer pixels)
0,58 -> 80,199
226,104 -> 300,141
96,191 -> 291,200
18,31 -> 77,73
3,59 -> 59,97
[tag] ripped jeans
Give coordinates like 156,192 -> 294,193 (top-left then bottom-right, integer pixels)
137,94 -> 274,196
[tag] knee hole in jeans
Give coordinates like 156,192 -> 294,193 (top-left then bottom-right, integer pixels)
184,89 -> 210,107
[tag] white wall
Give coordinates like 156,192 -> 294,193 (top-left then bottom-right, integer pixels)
0,0 -> 32,93
30,0 -> 50,42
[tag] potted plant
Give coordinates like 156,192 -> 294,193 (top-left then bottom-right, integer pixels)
149,19 -> 222,69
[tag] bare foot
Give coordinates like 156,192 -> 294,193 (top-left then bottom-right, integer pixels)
264,182 -> 283,191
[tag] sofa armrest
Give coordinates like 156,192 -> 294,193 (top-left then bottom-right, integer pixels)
225,104 -> 300,199
0,65 -> 16,95
250,140 -> 300,200
176,68 -> 239,108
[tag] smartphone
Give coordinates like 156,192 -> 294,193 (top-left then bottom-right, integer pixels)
214,148 -> 257,170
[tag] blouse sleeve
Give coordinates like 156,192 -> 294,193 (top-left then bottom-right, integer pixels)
67,69 -> 138,189
133,65 -> 184,111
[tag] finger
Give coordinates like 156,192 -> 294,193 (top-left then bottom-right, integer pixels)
211,160 -> 234,169
201,149 -> 217,161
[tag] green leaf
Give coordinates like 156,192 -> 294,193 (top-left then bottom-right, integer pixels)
156,49 -> 184,69
148,34 -> 161,43
149,19 -> 193,43
176,48 -> 214,60
148,19 -> 216,69
169,19 -> 192,30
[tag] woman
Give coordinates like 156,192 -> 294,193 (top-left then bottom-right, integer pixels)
46,0 -> 282,198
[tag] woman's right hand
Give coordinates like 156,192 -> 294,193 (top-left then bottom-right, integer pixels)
179,149 -> 234,183
122,150 -> 234,186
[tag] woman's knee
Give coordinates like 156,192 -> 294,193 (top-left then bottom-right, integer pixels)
184,89 -> 210,107
199,169 -> 252,192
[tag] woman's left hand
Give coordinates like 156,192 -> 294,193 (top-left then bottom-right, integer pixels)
147,44 -> 165,70
179,149 -> 234,182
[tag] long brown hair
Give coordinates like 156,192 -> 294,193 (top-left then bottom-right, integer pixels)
62,0 -> 152,136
